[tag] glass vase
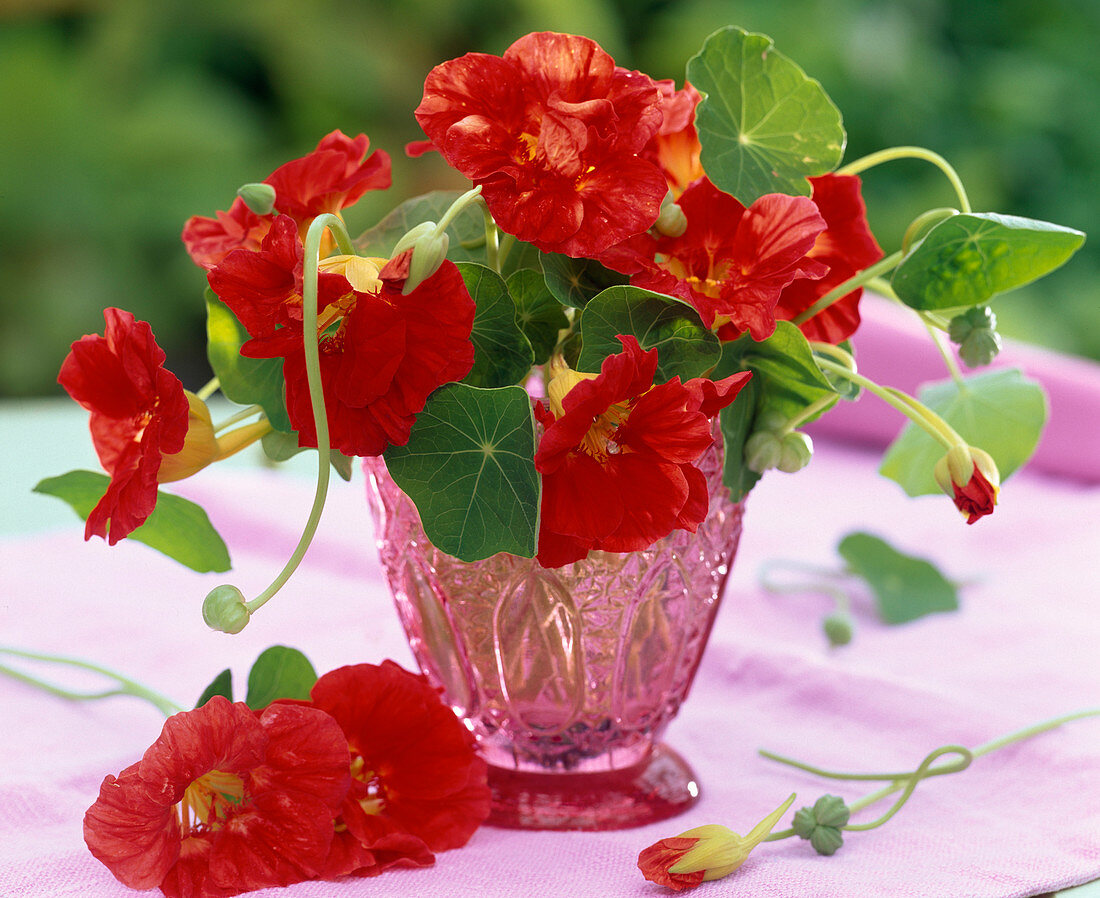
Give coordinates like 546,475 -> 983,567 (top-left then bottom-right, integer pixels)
363,438 -> 744,830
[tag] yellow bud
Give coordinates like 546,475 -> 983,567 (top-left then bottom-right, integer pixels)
158,391 -> 219,483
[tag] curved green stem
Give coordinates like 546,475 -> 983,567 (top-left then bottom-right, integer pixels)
243,213 -> 348,617
758,559 -> 852,609
813,356 -> 964,449
837,146 -> 972,213
845,746 -> 973,831
0,646 -> 181,717
213,404 -> 264,434
196,377 -> 220,401
919,313 -> 966,386
791,251 -> 903,327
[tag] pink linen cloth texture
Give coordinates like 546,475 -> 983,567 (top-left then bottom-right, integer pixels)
2,425 -> 1099,894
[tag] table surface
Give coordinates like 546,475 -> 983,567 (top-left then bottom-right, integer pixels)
3,303 -> 1099,898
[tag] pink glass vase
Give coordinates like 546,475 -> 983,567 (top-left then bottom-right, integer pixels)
364,439 -> 744,830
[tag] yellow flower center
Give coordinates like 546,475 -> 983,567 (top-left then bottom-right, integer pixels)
177,769 -> 246,835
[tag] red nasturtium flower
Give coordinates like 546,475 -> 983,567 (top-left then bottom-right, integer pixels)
641,80 -> 704,198
182,130 -> 391,270
58,308 -> 191,544
772,173 -> 883,344
303,662 -> 490,877
83,698 -> 350,898
534,336 -> 751,567
602,178 -> 829,341
208,217 -> 476,457
412,31 -> 668,257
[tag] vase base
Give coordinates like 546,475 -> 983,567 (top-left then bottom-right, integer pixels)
484,743 -> 699,831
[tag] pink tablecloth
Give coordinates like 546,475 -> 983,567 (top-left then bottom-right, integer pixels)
2,311 -> 1099,897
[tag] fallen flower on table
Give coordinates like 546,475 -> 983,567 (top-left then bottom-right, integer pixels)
83,697 -> 351,897
53,646 -> 489,897
637,794 -> 796,890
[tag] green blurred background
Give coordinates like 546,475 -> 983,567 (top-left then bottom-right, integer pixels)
2,0 -> 1097,398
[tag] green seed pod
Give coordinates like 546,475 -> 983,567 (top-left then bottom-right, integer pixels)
822,612 -> 854,647
958,327 -> 1002,367
810,825 -> 845,856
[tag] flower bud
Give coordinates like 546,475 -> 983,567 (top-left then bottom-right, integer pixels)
236,182 -> 277,216
822,612 -> 853,647
654,193 -> 688,238
393,221 -> 450,295
203,584 -> 251,634
934,445 -> 1000,524
777,431 -> 813,473
158,391 -> 219,483
744,430 -> 783,473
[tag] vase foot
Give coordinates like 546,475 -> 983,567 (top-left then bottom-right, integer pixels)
484,743 -> 699,831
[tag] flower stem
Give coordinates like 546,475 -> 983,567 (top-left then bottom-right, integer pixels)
837,146 -> 972,214
920,313 -> 966,386
763,708 -> 1100,842
196,377 -> 220,401
812,356 -> 964,449
243,213 -> 347,617
213,405 -> 264,433
791,251 -> 903,327
0,646 -> 181,717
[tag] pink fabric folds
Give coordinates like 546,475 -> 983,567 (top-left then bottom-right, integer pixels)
2,343 -> 1099,896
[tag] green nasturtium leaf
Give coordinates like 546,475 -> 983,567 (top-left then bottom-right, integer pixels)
892,213 -> 1086,311
205,290 -> 291,433
196,668 -> 233,708
540,251 -> 628,309
719,376 -> 763,503
245,646 -> 318,710
259,432 -> 354,482
716,321 -> 839,423
577,286 -> 721,383
686,27 -> 845,205
879,368 -> 1047,497
838,531 -> 959,624
457,262 -> 534,388
506,268 -> 569,365
712,322 -> 838,502
383,383 -> 540,561
355,190 -> 539,274
33,470 -> 231,573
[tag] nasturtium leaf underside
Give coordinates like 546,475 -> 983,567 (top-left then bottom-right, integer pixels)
686,26 -> 845,206
33,470 -> 231,573
383,382 -> 540,561
719,376 -> 763,503
577,286 -> 721,383
245,645 -> 318,710
205,290 -> 291,433
712,322 -> 837,502
259,432 -> 354,481
838,531 -> 959,624
879,368 -> 1047,497
539,251 -> 629,309
506,268 -> 569,365
716,321 -> 838,423
891,213 -> 1086,311
456,262 -> 534,388
355,190 -> 539,274
196,668 -> 233,707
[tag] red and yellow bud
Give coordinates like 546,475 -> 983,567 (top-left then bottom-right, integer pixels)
637,794 -> 795,890
934,445 -> 1000,524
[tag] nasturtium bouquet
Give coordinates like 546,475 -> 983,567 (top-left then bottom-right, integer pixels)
39,27 -> 1084,636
